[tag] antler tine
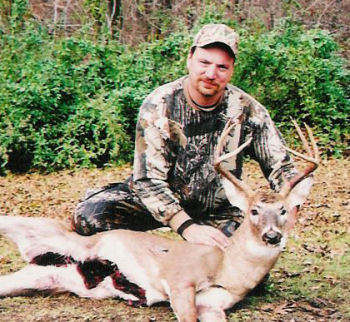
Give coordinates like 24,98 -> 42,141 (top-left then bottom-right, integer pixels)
284,121 -> 319,164
291,119 -> 313,156
214,118 -> 255,199
304,123 -> 320,162
214,114 -> 242,160
280,120 -> 320,198
215,137 -> 252,164
284,146 -> 318,164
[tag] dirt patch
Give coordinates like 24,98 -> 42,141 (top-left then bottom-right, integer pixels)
0,158 -> 349,321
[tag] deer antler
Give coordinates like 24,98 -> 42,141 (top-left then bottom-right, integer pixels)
280,120 -> 320,198
214,116 -> 255,200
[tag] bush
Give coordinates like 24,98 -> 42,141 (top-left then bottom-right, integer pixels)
31,90 -> 131,171
104,31 -> 190,141
233,20 -> 349,156
0,15 -> 348,174
0,27 -> 131,173
0,24 -> 191,174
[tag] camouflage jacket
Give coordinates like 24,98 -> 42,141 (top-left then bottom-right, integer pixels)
132,76 -> 296,225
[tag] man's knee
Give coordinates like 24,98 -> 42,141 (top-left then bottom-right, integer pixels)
72,185 -> 130,235
72,212 -> 95,236
71,182 -> 160,235
72,199 -> 113,235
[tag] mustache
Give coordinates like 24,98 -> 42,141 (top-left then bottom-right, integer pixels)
200,78 -> 219,86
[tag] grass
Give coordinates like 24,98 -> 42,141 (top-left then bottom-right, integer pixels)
0,158 -> 349,321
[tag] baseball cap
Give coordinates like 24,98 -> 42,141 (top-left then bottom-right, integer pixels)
192,24 -> 239,58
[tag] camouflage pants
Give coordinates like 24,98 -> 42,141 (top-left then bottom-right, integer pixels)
72,179 -> 243,237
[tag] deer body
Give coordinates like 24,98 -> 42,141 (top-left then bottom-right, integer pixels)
0,119 -> 318,321
0,209 -> 283,321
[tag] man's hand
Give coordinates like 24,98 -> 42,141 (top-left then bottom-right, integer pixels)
181,224 -> 231,250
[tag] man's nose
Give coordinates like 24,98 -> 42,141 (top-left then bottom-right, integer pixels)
205,66 -> 216,79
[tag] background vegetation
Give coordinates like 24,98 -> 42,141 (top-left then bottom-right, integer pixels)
0,0 -> 349,174
0,2 -> 349,320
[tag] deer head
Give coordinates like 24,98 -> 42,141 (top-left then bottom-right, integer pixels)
214,117 -> 319,247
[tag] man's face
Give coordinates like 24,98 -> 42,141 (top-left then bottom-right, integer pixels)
187,46 -> 234,100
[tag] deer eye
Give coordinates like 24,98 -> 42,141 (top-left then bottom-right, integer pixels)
251,209 -> 259,216
281,209 -> 287,216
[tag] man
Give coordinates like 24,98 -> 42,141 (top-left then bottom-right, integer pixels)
72,24 -> 299,250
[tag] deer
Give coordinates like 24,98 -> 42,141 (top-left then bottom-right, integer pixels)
0,118 -> 319,322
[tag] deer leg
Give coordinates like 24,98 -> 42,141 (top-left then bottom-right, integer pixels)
0,264 -> 68,297
169,286 -> 197,322
197,307 -> 227,322
195,287 -> 237,322
0,216 -> 68,259
0,264 -> 139,300
0,216 -> 64,240
0,264 -> 99,297
0,216 -> 92,262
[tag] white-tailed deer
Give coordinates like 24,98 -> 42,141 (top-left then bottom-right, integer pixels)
0,119 -> 319,322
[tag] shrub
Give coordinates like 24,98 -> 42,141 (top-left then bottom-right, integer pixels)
104,31 -> 190,141
31,90 -> 131,171
0,24 -> 191,174
0,16 -> 348,174
0,27 -> 131,173
233,20 -> 349,156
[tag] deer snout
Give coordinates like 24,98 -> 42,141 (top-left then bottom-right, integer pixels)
262,231 -> 282,245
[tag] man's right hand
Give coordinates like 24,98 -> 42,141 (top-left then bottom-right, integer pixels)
181,224 -> 231,251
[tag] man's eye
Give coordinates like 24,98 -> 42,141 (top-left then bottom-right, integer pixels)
281,209 -> 287,216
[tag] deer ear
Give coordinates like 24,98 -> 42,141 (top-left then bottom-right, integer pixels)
285,176 -> 314,210
222,178 -> 250,213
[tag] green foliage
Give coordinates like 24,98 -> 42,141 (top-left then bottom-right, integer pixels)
105,31 -> 190,140
0,12 -> 348,174
233,20 -> 349,156
0,22 -> 191,174
0,26 -> 131,173
4,0 -> 29,30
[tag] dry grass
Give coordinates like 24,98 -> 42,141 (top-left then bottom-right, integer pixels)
0,158 -> 349,321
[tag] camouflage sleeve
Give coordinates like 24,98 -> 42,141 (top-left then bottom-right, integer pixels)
132,88 -> 187,226
245,94 -> 298,192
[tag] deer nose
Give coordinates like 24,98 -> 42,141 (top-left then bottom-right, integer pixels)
262,231 -> 282,245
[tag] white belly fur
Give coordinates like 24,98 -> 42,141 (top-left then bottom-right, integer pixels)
94,234 -> 168,305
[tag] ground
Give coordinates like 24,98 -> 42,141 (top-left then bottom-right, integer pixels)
0,158 -> 349,321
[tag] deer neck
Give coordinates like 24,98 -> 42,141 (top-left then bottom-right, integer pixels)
215,219 -> 281,293
225,219 -> 281,262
